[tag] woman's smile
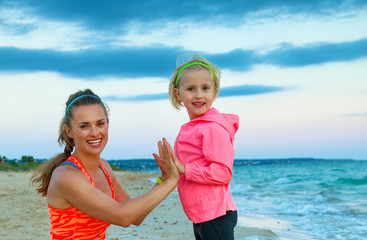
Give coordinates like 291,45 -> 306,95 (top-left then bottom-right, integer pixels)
87,138 -> 103,147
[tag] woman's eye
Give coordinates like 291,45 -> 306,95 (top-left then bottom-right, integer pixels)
98,122 -> 105,126
80,125 -> 88,129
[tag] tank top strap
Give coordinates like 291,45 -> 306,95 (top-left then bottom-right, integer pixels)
65,156 -> 115,200
98,162 -> 116,200
66,156 -> 96,187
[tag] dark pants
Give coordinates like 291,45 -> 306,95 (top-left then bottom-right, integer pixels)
193,211 -> 238,240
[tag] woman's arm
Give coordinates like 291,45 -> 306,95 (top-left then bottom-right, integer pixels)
50,139 -> 179,227
99,159 -> 132,203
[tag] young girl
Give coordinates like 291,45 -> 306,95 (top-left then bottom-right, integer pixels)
168,55 -> 239,240
31,89 -> 178,239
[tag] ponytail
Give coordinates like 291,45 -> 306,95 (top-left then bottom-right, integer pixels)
31,153 -> 67,197
31,118 -> 75,197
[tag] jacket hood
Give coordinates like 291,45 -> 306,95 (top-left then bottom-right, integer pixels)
190,108 -> 239,140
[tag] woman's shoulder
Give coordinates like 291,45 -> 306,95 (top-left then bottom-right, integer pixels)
51,163 -> 87,187
99,158 -> 117,181
100,158 -> 109,165
48,163 -> 89,208
100,158 -> 112,171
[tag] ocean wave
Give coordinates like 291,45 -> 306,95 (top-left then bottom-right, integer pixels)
337,175 -> 367,185
231,184 -> 253,195
273,177 -> 292,185
275,202 -> 340,217
313,194 -> 328,203
314,191 -> 341,203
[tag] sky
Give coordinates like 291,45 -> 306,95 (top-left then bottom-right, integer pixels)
0,0 -> 366,160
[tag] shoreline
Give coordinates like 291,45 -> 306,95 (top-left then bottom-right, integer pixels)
0,170 -> 299,240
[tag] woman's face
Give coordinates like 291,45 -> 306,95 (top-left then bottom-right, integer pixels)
65,104 -> 109,157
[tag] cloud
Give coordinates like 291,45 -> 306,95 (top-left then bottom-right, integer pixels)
218,84 -> 285,97
2,39 -> 366,78
346,112 -> 367,117
2,0 -> 365,32
263,38 -> 367,67
2,0 -> 366,55
104,93 -> 167,102
0,46 -> 181,78
103,84 -> 285,102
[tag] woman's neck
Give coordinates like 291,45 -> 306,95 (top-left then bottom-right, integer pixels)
72,151 -> 101,174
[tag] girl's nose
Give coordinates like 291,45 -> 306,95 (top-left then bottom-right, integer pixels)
195,90 -> 203,98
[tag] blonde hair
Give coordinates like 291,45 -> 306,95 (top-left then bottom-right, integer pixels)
31,89 -> 109,197
168,55 -> 221,110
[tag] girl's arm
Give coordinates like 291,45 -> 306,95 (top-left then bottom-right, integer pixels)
176,124 -> 235,185
50,139 -> 179,227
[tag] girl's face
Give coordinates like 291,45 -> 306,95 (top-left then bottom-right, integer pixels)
175,69 -> 215,120
65,104 -> 109,157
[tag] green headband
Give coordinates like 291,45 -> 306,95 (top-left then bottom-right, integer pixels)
176,62 -> 215,87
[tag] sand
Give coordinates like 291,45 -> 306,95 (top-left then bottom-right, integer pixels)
0,171 -> 263,240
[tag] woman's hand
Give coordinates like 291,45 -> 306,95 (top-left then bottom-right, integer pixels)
162,138 -> 179,184
152,140 -> 167,181
162,138 -> 185,176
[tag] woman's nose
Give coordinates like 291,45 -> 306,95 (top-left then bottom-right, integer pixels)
90,125 -> 99,135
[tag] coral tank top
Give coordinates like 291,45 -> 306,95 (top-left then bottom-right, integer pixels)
48,156 -> 115,240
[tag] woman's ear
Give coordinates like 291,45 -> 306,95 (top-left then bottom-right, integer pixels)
174,88 -> 182,102
64,125 -> 74,139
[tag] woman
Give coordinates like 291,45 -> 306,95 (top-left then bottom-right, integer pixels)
31,89 -> 178,239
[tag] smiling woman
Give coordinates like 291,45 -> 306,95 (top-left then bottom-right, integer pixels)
31,89 -> 179,240
65,104 -> 109,157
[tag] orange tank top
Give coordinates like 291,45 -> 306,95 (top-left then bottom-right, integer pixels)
48,156 -> 116,240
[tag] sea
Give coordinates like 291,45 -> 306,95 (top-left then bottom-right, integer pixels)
108,159 -> 367,240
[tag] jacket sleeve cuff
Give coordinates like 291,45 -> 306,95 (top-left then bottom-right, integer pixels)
184,162 -> 196,181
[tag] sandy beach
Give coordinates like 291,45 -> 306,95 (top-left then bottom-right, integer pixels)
0,171 -> 258,240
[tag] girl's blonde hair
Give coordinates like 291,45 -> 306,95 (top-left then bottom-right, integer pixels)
168,55 -> 221,110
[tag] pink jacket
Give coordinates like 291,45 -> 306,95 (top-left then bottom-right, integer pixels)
175,108 -> 239,223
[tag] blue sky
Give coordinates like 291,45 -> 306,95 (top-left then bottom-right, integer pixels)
0,0 -> 366,160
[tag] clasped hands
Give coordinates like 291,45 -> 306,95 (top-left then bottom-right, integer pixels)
152,138 -> 185,184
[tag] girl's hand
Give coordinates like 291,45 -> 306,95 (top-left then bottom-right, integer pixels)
162,139 -> 185,175
152,140 -> 167,181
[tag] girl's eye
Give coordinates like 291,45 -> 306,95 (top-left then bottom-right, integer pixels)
98,122 -> 105,126
203,86 -> 209,90
80,125 -> 88,129
187,87 -> 194,91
